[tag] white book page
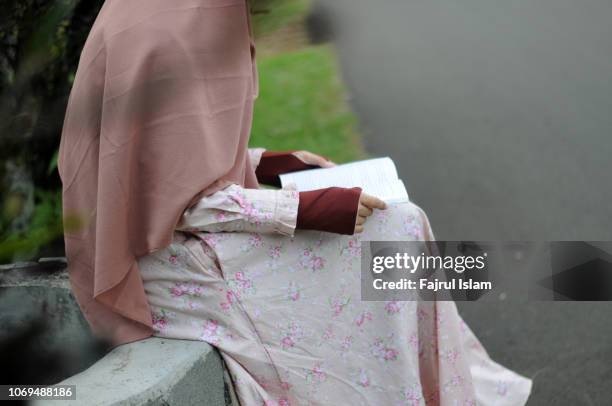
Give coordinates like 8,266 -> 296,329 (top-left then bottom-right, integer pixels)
279,157 -> 409,203
377,179 -> 410,204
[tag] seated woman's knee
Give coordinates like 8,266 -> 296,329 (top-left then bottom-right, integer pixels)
390,201 -> 435,240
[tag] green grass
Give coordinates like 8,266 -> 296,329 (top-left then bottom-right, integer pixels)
250,45 -> 365,163
251,0 -> 310,37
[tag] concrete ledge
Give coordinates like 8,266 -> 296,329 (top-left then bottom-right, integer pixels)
36,338 -> 230,406
1,260 -> 232,406
0,260 -> 98,377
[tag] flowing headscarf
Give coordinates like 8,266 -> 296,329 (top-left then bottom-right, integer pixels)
58,0 -> 258,345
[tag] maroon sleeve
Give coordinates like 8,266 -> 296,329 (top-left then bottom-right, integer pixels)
255,151 -> 318,187
297,187 -> 362,235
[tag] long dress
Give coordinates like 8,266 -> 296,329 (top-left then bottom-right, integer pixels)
137,160 -> 532,406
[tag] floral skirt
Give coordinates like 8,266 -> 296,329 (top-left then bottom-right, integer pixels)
138,202 -> 532,405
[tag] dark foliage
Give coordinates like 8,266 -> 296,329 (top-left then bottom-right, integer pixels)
0,0 -> 104,187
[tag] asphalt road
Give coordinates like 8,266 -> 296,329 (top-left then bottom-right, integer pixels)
315,0 -> 612,404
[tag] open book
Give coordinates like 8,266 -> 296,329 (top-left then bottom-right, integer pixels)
279,157 -> 409,204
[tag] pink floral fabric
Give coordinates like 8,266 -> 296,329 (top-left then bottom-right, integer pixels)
177,184 -> 299,237
138,192 -> 532,405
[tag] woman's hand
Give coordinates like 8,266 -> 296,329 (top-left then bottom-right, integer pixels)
292,151 -> 336,168
355,192 -> 387,233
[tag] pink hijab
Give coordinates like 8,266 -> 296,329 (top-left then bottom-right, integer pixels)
58,0 -> 258,345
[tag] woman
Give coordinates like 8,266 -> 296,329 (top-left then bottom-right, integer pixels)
58,0 -> 532,404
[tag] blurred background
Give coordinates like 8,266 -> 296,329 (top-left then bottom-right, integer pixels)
1,0 -> 611,403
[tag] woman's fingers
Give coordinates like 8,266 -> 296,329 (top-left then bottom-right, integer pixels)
358,204 -> 373,217
360,193 -> 387,210
354,193 -> 387,234
292,151 -> 336,168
